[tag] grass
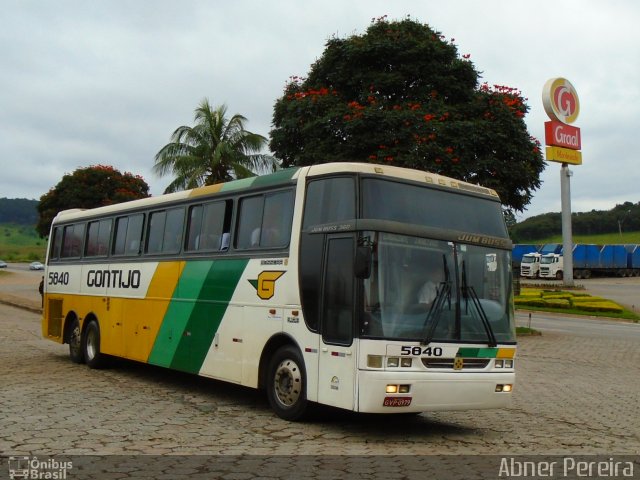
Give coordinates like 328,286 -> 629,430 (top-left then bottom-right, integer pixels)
526,231 -> 640,245
516,326 -> 541,336
515,287 -> 639,322
0,223 -> 46,262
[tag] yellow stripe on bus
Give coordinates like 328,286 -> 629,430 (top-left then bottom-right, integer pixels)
496,348 -> 516,359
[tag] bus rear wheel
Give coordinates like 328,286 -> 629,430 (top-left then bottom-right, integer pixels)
82,320 -> 107,369
68,318 -> 84,364
267,346 -> 308,421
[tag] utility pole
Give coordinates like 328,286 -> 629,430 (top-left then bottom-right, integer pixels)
560,163 -> 574,286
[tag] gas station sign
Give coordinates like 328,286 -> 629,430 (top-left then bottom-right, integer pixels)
542,78 -> 582,164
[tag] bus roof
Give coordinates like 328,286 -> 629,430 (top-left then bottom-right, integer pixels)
52,162 -> 500,225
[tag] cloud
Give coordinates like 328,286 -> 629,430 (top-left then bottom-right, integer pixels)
1,0 -> 639,222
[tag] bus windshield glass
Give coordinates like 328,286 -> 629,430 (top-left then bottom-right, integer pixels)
362,178 -> 507,237
361,233 -> 515,344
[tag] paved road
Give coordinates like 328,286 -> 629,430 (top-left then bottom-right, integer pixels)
2,303 -> 639,457
1,269 -> 639,477
516,311 -> 640,339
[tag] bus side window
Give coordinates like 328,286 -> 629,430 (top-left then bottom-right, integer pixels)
236,196 -> 263,249
85,219 -> 112,257
302,177 -> 355,229
113,214 -> 144,256
186,201 -> 228,252
125,214 -> 144,255
61,223 -> 85,258
49,227 -> 63,261
162,208 -> 184,254
236,191 -> 294,249
146,208 -> 185,255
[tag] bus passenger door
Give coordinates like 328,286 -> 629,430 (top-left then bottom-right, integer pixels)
317,235 -> 357,410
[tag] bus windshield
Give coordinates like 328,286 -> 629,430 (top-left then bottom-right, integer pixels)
361,232 -> 515,344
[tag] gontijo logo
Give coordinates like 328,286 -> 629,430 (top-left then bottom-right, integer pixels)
542,77 -> 580,124
249,271 -> 285,300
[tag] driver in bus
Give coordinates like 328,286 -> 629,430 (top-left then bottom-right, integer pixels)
417,254 -> 443,306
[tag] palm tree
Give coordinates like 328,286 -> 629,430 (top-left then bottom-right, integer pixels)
154,99 -> 277,193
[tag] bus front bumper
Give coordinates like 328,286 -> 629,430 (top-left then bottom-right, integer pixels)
357,370 -> 515,413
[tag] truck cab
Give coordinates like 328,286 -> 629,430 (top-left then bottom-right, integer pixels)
539,253 -> 563,279
520,253 -> 541,278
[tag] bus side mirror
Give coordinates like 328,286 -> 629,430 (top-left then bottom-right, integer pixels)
355,246 -> 372,279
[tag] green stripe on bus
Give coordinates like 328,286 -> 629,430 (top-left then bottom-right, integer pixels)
147,261 -> 212,367
250,167 -> 298,188
219,177 -> 257,192
217,168 -> 298,193
456,347 -> 498,358
169,258 -> 249,373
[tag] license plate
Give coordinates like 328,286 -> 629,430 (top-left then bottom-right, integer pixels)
383,397 -> 412,407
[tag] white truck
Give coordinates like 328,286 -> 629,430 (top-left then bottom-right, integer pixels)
519,252 -> 541,278
538,253 -> 563,279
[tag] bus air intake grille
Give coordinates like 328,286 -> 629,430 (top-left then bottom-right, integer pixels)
47,299 -> 63,338
421,358 -> 490,369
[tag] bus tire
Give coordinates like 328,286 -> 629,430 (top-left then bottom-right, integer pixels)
82,320 -> 107,369
555,271 -> 563,280
68,318 -> 84,364
266,345 -> 308,421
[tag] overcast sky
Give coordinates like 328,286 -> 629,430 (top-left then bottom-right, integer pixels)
2,0 -> 639,220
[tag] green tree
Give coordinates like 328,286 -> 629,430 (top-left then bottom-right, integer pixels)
36,165 -> 150,237
154,99 -> 276,193
270,17 -> 544,213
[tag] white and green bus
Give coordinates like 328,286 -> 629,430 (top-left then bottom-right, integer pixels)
42,162 -> 516,420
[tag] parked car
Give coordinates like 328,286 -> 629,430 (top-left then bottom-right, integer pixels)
29,261 -> 44,270
0,260 -> 7,268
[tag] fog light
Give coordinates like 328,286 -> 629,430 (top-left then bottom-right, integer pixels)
401,357 -> 412,368
386,385 -> 398,394
398,384 -> 411,393
495,384 -> 503,392
367,355 -> 383,368
387,357 -> 399,368
505,359 -> 514,369
495,359 -> 504,368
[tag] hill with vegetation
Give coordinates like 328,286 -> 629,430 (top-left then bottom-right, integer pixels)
0,198 -> 38,225
510,201 -> 640,243
0,198 -> 44,261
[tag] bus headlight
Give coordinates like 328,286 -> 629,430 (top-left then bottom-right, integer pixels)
504,359 -> 514,369
386,385 -> 398,394
387,357 -> 399,368
495,359 -> 504,368
495,384 -> 513,392
401,357 -> 412,368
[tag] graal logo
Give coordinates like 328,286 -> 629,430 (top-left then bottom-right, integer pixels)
8,456 -> 72,479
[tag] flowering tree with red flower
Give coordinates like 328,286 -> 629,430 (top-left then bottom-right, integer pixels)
36,165 -> 150,237
270,17 -> 544,213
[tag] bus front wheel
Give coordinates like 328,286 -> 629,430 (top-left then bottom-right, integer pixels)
82,320 -> 107,369
267,346 -> 308,421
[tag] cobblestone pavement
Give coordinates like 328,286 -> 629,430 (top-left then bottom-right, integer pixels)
1,269 -> 639,478
1,304 -> 639,458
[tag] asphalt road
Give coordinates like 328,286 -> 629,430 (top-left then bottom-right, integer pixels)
1,270 -> 639,478
516,311 -> 640,339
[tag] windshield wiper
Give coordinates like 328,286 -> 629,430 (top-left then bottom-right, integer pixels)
461,260 -> 497,347
422,255 -> 451,345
